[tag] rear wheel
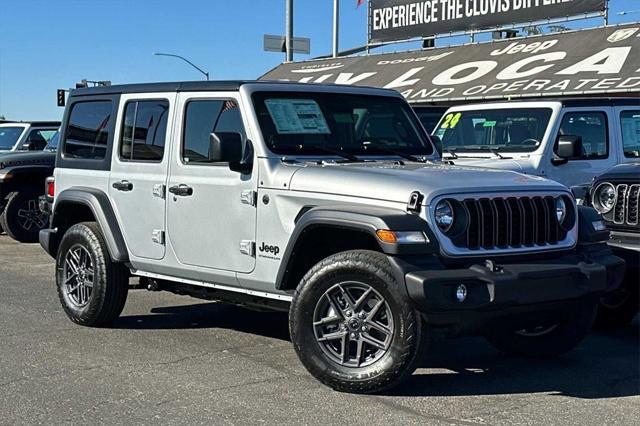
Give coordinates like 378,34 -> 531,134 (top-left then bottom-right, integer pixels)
0,189 -> 48,243
56,222 -> 129,326
289,250 -> 425,394
484,299 -> 597,358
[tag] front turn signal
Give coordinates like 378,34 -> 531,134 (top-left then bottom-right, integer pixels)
376,230 -> 428,245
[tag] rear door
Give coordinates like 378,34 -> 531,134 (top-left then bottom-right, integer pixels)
109,93 -> 175,260
547,107 -> 618,187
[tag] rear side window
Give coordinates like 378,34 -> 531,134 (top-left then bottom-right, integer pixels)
182,99 -> 245,164
120,100 -> 169,162
620,111 -> 640,158
64,101 -> 113,160
558,112 -> 608,160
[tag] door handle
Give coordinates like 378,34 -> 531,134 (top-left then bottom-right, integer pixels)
168,184 -> 193,197
112,180 -> 133,191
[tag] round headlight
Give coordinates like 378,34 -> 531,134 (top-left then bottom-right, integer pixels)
555,197 -> 567,224
434,200 -> 454,233
593,183 -> 616,214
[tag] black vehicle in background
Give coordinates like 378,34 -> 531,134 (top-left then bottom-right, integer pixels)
581,163 -> 640,328
0,132 -> 58,242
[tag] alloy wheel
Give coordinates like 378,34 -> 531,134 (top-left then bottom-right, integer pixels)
62,244 -> 95,308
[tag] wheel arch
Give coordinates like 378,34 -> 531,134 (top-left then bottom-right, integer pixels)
47,187 -> 129,262
276,205 -> 437,291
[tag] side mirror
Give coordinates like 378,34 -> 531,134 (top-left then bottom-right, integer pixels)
28,141 -> 46,151
429,135 -> 443,157
570,184 -> 591,205
208,132 -> 253,173
553,135 -> 582,165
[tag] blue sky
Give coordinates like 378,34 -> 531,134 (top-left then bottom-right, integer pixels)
0,0 -> 637,120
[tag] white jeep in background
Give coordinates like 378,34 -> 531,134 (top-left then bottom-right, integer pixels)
434,99 -> 640,188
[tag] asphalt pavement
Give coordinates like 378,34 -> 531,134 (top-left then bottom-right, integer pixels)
0,235 -> 638,425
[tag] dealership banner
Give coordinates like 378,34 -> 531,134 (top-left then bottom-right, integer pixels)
261,24 -> 640,104
369,0 -> 606,43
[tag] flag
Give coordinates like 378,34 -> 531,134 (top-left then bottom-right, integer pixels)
357,0 -> 365,8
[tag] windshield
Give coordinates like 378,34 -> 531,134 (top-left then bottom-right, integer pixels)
44,131 -> 60,151
0,126 -> 25,150
434,108 -> 552,153
252,92 -> 433,158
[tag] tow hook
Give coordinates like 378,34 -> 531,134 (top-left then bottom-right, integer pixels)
485,260 -> 503,273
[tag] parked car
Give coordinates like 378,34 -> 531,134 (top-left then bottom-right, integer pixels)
433,98 -> 639,188
575,163 -> 639,328
0,121 -> 60,153
39,81 -> 623,394
0,131 -> 58,242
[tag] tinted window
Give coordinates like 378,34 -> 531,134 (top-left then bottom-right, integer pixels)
620,111 -> 640,158
44,132 -> 60,151
0,126 -> 24,150
415,110 -> 447,133
120,100 -> 169,162
253,92 -> 432,157
183,100 -> 245,163
435,108 -> 552,153
558,112 -> 608,160
64,101 -> 113,159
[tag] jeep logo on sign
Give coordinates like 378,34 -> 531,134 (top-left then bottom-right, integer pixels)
258,242 -> 280,259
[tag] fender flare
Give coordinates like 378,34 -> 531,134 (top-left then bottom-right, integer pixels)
275,205 -> 438,290
51,187 -> 129,262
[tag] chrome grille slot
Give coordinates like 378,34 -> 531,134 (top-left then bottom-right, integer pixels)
627,184 -> 639,225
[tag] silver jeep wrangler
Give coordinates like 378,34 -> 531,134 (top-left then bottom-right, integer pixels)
40,81 -> 624,394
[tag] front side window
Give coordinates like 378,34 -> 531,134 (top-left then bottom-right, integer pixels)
182,99 -> 245,164
21,129 -> 56,151
252,92 -> 432,157
434,108 -> 552,153
0,127 -> 25,150
120,100 -> 169,162
621,110 -> 640,158
44,132 -> 60,151
558,111 -> 608,160
63,101 -> 113,160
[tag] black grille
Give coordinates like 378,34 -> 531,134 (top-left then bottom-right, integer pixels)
603,183 -> 640,228
453,196 -> 569,250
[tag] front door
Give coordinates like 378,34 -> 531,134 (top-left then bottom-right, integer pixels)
166,93 -> 257,273
547,107 -> 618,187
109,94 -> 174,260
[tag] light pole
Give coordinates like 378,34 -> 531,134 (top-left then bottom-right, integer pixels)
333,0 -> 340,58
285,0 -> 294,62
153,52 -> 210,80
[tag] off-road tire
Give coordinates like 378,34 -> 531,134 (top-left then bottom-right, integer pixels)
289,250 -> 425,394
56,222 -> 128,326
484,298 -> 598,357
0,188 -> 48,243
595,271 -> 639,329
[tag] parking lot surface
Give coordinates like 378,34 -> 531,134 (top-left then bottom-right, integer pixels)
0,235 -> 638,425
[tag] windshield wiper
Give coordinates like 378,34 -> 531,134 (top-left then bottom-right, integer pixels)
442,148 -> 458,159
297,145 -> 362,162
361,141 -> 427,163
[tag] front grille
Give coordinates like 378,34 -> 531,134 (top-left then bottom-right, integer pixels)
449,196 -> 570,251
603,183 -> 639,228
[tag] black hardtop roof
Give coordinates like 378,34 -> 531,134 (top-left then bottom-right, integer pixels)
69,80 -> 399,97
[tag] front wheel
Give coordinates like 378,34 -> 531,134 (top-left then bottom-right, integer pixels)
56,222 -> 129,326
595,270 -> 639,329
484,299 -> 597,358
289,250 -> 425,394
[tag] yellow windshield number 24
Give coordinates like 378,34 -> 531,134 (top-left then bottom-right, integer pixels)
441,112 -> 461,129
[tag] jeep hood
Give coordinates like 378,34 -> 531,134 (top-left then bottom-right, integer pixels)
442,156 -> 538,174
0,151 -> 56,169
289,162 -> 565,205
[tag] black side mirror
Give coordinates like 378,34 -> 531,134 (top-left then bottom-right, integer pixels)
209,132 -> 253,173
28,140 -> 47,151
570,185 -> 591,205
553,135 -> 583,165
430,135 -> 443,157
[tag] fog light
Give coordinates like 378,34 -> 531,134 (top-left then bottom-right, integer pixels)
455,284 -> 467,303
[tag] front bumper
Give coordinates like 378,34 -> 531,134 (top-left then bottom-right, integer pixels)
403,244 -> 625,331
